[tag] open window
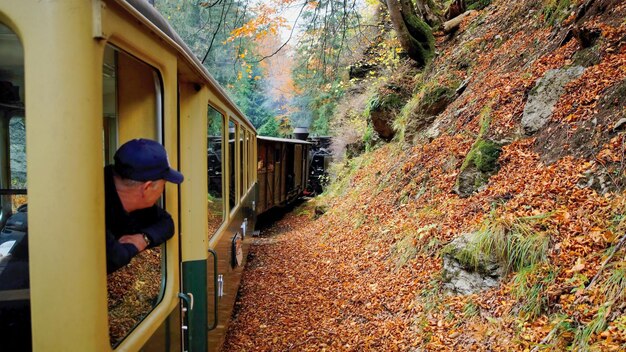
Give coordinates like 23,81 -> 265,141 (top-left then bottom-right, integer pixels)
207,105 -> 224,237
102,44 -> 167,347
0,21 -> 29,351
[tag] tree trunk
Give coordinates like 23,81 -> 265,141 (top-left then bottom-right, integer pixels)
443,10 -> 476,33
415,0 -> 443,26
385,0 -> 435,67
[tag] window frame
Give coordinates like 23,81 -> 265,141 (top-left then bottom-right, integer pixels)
102,43 -> 170,348
206,103 -> 226,237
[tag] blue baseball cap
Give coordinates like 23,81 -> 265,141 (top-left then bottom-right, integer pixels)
114,138 -> 184,184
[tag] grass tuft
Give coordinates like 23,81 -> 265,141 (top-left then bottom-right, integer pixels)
573,302 -> 611,350
463,300 -> 480,318
453,212 -> 552,274
511,264 -> 559,319
603,262 -> 626,302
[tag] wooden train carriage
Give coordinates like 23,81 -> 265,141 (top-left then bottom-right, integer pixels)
256,136 -> 310,215
0,0 -> 256,351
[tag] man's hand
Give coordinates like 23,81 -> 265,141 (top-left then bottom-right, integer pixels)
119,234 -> 149,252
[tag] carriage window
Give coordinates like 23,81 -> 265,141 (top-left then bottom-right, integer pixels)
103,45 -> 166,347
246,132 -> 251,188
249,133 -> 254,187
239,128 -> 245,197
228,120 -> 236,211
207,106 -> 224,237
257,143 -> 266,173
0,22 -> 30,350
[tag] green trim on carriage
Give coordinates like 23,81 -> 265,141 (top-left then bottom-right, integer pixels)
182,259 -> 208,351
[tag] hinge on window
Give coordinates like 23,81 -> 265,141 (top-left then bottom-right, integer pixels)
92,0 -> 106,39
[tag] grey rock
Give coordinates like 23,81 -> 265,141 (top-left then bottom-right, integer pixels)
521,66 -> 585,135
441,233 -> 504,295
577,167 -> 616,195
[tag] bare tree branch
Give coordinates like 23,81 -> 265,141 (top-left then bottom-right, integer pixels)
201,0 -> 229,63
251,0 -> 309,63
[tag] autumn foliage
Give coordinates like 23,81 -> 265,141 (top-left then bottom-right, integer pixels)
224,0 -> 626,350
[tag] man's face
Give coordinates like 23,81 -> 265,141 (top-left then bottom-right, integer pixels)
143,179 -> 166,207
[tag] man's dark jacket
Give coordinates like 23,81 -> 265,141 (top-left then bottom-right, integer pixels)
105,165 -> 174,273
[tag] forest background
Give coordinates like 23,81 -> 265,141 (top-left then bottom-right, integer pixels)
154,0 -> 374,138
153,0 -> 626,349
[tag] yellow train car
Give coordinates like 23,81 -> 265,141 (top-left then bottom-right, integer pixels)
0,0 -> 256,350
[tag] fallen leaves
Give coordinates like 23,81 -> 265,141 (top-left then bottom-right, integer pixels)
107,248 -> 162,345
222,1 -> 626,351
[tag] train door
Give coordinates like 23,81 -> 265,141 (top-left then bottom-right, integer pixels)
294,144 -> 303,194
275,145 -> 283,205
257,141 -> 267,214
267,142 -> 275,208
0,21 -> 29,351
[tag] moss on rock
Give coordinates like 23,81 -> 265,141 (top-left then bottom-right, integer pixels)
419,84 -> 458,116
467,0 -> 491,11
473,140 -> 502,172
454,106 -> 503,197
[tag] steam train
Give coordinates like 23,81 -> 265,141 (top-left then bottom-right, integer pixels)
0,1 -> 310,351
306,136 -> 333,195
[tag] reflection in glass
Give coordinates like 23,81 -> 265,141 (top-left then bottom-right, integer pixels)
207,106 -> 224,237
246,132 -> 251,186
239,128 -> 245,196
228,121 -> 236,211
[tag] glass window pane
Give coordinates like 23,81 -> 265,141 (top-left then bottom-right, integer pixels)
239,128 -> 244,197
103,45 -> 165,347
246,132 -> 252,188
0,22 -> 30,350
228,120 -> 236,211
207,106 -> 223,237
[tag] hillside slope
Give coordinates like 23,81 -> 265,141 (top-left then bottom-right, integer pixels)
226,0 -> 626,350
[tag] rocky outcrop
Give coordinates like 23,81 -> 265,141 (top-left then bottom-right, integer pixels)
453,139 -> 502,197
521,66 -> 585,135
369,92 -> 406,142
370,108 -> 396,141
441,232 -> 504,295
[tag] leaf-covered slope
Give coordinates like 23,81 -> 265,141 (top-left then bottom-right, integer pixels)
225,0 -> 626,350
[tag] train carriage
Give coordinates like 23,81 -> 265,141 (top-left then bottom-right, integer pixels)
256,136 -> 310,215
0,1 -> 257,351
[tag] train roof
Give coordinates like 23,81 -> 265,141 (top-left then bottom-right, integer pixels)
119,0 -> 255,132
257,136 -> 312,145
